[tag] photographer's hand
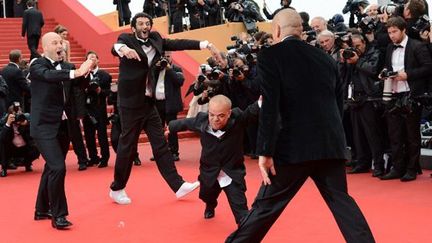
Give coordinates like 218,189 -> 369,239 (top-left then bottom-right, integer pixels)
6,113 -> 15,126
393,71 -> 407,82
119,46 -> 141,61
76,59 -> 94,78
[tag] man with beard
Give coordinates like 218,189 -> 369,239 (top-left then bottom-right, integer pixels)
109,12 -> 219,204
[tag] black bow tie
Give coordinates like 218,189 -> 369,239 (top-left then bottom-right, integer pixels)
393,44 -> 403,50
137,38 -> 151,47
52,61 -> 63,67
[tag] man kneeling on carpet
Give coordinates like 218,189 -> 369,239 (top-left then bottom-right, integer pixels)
167,95 -> 259,224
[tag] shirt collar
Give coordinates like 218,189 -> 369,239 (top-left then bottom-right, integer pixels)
9,62 -> 20,68
398,35 -> 408,48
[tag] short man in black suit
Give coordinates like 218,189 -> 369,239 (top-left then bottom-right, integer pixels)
82,51 -> 111,168
168,95 -> 259,224
109,12 -> 218,204
30,32 -> 94,229
226,9 -> 375,243
1,50 -> 30,108
21,0 -> 44,60
380,16 -> 432,182
152,51 -> 184,161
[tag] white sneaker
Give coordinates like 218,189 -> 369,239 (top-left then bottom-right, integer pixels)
176,181 -> 200,199
109,189 -> 132,205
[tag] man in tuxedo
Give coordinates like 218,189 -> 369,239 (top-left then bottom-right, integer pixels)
168,95 -> 259,224
109,12 -> 218,204
226,9 -> 375,243
380,16 -> 432,182
1,50 -> 30,108
21,0 -> 44,60
30,32 -> 94,229
152,51 -> 184,161
82,51 -> 111,168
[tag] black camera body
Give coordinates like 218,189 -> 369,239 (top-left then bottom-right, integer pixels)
342,47 -> 358,59
88,76 -> 101,92
334,31 -> 353,49
380,68 -> 398,79
12,102 -> 27,123
412,15 -> 431,34
159,57 -> 169,69
358,16 -> 377,34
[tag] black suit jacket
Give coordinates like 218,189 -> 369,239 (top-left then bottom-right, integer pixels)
112,32 -> 201,109
384,37 -> 432,96
256,37 -> 347,165
21,7 -> 44,37
29,58 -> 85,139
169,103 -> 259,187
1,63 -> 30,106
161,64 -> 184,114
86,68 -> 112,120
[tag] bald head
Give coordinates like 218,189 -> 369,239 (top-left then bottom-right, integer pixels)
208,95 -> 232,130
41,32 -> 64,61
272,9 -> 303,44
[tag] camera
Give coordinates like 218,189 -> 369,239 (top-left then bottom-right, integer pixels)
342,47 -> 358,59
334,31 -> 353,48
380,68 -> 398,79
377,2 -> 404,17
412,15 -> 431,33
159,57 -> 169,69
88,76 -> 100,92
358,16 -> 377,34
12,102 -> 27,123
342,0 -> 369,16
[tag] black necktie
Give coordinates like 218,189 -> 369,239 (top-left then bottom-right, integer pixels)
137,38 -> 151,47
393,44 -> 403,50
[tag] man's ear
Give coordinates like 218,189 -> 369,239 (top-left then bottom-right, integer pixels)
276,24 -> 281,40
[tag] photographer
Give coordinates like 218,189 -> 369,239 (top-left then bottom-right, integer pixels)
143,0 -> 167,18
197,0 -> 222,27
0,103 -> 39,177
339,34 -> 386,177
380,17 -> 432,182
402,0 -> 428,41
225,0 -> 264,33
317,30 -> 340,61
263,0 -> 292,20
152,51 -> 185,161
82,51 -> 111,168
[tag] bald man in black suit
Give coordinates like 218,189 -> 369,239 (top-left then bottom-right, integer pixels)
226,9 -> 375,243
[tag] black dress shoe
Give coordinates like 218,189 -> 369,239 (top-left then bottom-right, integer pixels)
7,163 -> 17,170
380,170 -> 402,180
25,165 -> 33,172
133,156 -> 142,166
34,211 -> 52,220
372,168 -> 384,177
0,169 -> 7,177
97,162 -> 108,168
172,154 -> 180,162
52,217 -> 73,229
78,163 -> 87,171
204,208 -> 215,219
400,172 -> 417,182
347,166 -> 369,174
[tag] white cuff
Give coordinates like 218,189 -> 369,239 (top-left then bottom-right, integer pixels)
114,43 -> 127,57
70,70 -> 75,79
200,40 -> 210,50
258,100 -> 262,108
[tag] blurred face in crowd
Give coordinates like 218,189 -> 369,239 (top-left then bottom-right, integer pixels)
42,32 -> 64,61
133,17 -> 152,40
59,30 -> 68,40
318,35 -> 335,52
387,26 -> 406,44
367,4 -> 379,19
86,53 -> 99,66
310,18 -> 326,34
208,96 -> 232,130
164,51 -> 172,63
351,37 -> 366,55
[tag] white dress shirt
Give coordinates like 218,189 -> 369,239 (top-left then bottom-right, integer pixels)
391,35 -> 410,93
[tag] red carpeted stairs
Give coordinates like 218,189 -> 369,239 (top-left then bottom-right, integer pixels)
0,17 -> 197,145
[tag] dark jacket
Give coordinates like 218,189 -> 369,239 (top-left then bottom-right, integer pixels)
29,57 -> 86,139
0,75 -> 8,116
340,45 -> 382,97
1,63 -> 30,106
159,64 -> 184,114
256,37 -> 347,164
113,0 -> 131,19
21,7 -> 44,37
111,32 -> 201,109
169,103 -> 259,187
85,68 -> 112,120
383,37 -> 432,97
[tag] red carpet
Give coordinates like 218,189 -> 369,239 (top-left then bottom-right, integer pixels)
1,138 -> 431,243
